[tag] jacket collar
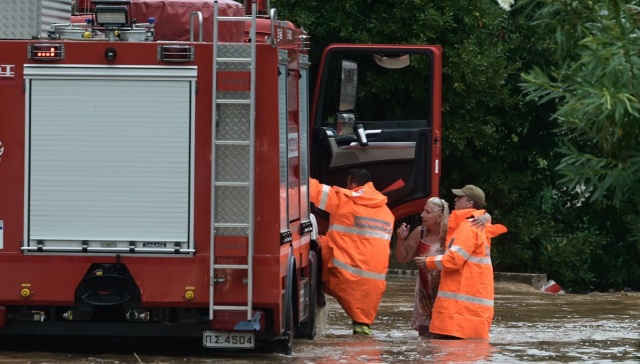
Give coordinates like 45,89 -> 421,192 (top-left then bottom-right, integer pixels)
448,208 -> 477,230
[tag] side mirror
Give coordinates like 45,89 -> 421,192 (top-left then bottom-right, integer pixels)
336,112 -> 355,135
339,60 -> 357,111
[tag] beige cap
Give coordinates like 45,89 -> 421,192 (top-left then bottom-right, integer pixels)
452,185 -> 486,206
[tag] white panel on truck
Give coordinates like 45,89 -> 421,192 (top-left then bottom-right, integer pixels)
0,0 -> 71,40
23,65 -> 197,254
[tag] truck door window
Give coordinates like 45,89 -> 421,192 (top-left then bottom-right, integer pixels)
311,46 -> 441,215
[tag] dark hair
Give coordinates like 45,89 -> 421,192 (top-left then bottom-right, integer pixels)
347,168 -> 371,187
471,200 -> 485,209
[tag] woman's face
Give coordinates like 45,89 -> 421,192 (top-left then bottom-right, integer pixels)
420,201 -> 443,227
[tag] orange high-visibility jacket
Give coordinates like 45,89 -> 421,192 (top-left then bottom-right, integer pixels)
425,208 -> 507,339
310,178 -> 394,325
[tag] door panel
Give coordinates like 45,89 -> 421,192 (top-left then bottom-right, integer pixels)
310,44 -> 442,218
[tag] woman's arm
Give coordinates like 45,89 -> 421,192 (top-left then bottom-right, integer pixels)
395,223 -> 421,263
470,211 -> 492,229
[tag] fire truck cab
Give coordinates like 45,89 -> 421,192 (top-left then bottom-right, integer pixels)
0,0 -> 442,354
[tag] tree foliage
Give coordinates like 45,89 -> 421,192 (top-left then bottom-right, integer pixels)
520,0 -> 640,208
519,0 -> 640,289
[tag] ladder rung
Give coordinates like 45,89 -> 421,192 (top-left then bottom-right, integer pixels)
214,223 -> 249,228
214,264 -> 250,269
217,57 -> 251,63
216,99 -> 250,104
213,305 -> 250,311
215,140 -> 250,146
214,181 -> 250,187
218,16 -> 250,21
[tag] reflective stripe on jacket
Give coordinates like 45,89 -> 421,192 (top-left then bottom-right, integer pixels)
310,178 -> 394,325
426,208 -> 507,339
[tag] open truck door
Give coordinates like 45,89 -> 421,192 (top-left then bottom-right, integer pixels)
310,44 -> 443,224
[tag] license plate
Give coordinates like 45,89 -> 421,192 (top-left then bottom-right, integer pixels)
203,331 -> 255,349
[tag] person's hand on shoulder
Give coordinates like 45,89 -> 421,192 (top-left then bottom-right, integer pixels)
470,212 -> 492,230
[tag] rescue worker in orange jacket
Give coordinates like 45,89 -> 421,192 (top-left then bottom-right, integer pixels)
414,184 -> 507,339
310,168 -> 394,335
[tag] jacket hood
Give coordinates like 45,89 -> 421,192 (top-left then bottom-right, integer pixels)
341,182 -> 388,208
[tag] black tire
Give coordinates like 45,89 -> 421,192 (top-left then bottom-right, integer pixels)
296,250 -> 317,339
279,296 -> 294,355
277,253 -> 295,355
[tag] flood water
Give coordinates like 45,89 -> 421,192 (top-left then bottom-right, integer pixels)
0,276 -> 638,363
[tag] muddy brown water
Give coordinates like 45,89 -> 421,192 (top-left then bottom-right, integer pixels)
0,277 -> 638,363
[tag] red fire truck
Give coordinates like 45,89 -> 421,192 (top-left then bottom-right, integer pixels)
0,0 -> 442,354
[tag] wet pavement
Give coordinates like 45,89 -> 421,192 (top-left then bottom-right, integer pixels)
0,276 -> 638,363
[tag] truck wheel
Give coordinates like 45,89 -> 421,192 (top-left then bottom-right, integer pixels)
278,297 -> 294,355
296,250 -> 317,339
277,253 -> 295,355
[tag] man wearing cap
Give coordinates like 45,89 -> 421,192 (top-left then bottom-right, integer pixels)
452,184 -> 486,210
414,184 -> 507,339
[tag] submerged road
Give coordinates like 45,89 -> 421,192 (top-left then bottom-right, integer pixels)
0,276 -> 638,363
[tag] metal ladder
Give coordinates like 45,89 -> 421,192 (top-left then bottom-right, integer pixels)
209,0 -> 257,322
